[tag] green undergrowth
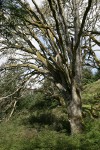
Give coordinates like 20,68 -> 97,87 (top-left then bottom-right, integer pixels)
0,81 -> 100,150
82,79 -> 100,104
0,118 -> 100,150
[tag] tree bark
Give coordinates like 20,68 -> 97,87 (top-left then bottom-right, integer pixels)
55,68 -> 83,134
56,78 -> 83,134
68,80 -> 83,134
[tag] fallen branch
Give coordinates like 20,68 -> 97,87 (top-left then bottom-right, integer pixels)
6,100 -> 17,122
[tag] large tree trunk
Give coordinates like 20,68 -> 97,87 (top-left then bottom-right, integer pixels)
56,79 -> 83,134
55,67 -> 83,134
68,79 -> 83,134
67,0 -> 83,134
68,51 -> 83,134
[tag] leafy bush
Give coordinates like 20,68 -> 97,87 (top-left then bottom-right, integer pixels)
82,67 -> 94,86
21,120 -> 100,150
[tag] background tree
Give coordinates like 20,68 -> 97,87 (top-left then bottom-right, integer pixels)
94,69 -> 100,81
0,65 -> 26,121
82,67 -> 94,85
0,0 -> 100,134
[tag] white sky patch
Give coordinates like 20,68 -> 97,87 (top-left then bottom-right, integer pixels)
93,41 -> 100,59
34,0 -> 44,6
95,51 -> 100,59
25,0 -> 44,7
31,38 -> 40,49
0,57 -> 8,65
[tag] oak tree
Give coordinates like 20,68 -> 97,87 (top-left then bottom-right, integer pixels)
0,0 -> 100,134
